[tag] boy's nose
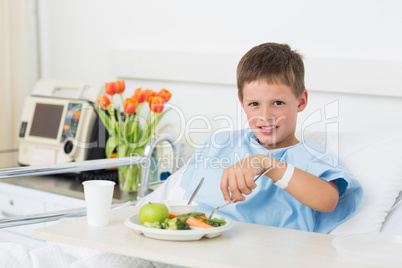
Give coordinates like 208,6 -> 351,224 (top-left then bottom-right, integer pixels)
261,108 -> 275,120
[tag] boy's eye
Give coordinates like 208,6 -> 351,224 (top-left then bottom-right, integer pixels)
249,102 -> 259,107
273,101 -> 284,106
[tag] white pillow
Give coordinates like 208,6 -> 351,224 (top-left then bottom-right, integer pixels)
381,192 -> 402,234
302,131 -> 402,235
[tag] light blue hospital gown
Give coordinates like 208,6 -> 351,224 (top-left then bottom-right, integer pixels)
180,129 -> 363,234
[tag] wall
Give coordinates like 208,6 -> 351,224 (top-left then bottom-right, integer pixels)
36,0 -> 402,156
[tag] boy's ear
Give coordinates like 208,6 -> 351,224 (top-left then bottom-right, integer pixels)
297,90 -> 308,112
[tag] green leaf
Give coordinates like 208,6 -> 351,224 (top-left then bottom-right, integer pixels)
126,144 -> 144,158
117,142 -> 127,158
125,115 -> 135,142
94,105 -> 114,135
154,108 -> 171,125
136,120 -> 152,147
105,136 -> 118,158
116,111 -> 123,140
134,108 -> 172,147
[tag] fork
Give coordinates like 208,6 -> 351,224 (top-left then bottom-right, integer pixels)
208,166 -> 275,219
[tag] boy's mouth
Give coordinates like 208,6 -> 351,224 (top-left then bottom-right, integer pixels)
258,125 -> 278,134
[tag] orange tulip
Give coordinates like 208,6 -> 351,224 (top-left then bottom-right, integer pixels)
158,88 -> 171,102
133,87 -> 141,97
137,89 -> 157,103
148,96 -> 164,114
115,80 -> 125,94
133,87 -> 147,103
124,98 -> 138,114
105,82 -> 116,95
105,80 -> 125,95
97,94 -> 111,109
146,90 -> 157,102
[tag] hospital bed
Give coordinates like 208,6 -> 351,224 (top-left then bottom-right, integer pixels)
1,51 -> 402,266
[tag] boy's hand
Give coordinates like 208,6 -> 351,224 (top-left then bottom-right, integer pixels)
220,155 -> 274,203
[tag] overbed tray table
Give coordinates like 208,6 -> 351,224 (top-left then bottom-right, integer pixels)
32,206 -> 364,268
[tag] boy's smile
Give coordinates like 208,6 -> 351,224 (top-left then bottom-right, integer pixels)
240,80 -> 307,150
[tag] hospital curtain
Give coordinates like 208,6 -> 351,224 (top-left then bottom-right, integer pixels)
0,0 -> 36,168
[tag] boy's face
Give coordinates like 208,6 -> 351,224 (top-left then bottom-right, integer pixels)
240,80 -> 307,150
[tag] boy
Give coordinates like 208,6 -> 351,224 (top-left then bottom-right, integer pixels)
139,43 -> 362,233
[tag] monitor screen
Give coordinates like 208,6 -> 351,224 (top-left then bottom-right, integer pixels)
29,103 -> 64,139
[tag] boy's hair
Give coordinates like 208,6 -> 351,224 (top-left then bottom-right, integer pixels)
237,43 -> 305,101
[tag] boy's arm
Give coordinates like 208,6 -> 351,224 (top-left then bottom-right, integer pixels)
220,154 -> 339,213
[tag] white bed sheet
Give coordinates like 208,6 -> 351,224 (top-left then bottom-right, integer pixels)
0,241 -> 169,268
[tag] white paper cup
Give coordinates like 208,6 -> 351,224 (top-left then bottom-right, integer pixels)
82,180 -> 115,227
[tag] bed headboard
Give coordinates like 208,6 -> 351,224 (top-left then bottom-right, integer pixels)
108,49 -> 402,142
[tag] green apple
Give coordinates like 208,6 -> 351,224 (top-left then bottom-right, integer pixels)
139,202 -> 169,225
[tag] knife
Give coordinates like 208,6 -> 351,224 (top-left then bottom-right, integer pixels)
187,177 -> 205,205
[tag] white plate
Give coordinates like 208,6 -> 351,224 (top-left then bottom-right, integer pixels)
332,232 -> 402,267
124,214 -> 233,241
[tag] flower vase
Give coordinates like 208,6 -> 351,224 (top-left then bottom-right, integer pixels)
94,81 -> 172,192
118,164 -> 142,193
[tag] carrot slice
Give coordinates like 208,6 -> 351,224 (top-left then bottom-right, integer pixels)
195,216 -> 207,223
186,216 -> 214,229
169,213 -> 177,219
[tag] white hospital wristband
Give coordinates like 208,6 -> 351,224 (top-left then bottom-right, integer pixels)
274,163 -> 294,189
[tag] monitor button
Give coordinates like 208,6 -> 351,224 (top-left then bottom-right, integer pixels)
64,140 -> 74,154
